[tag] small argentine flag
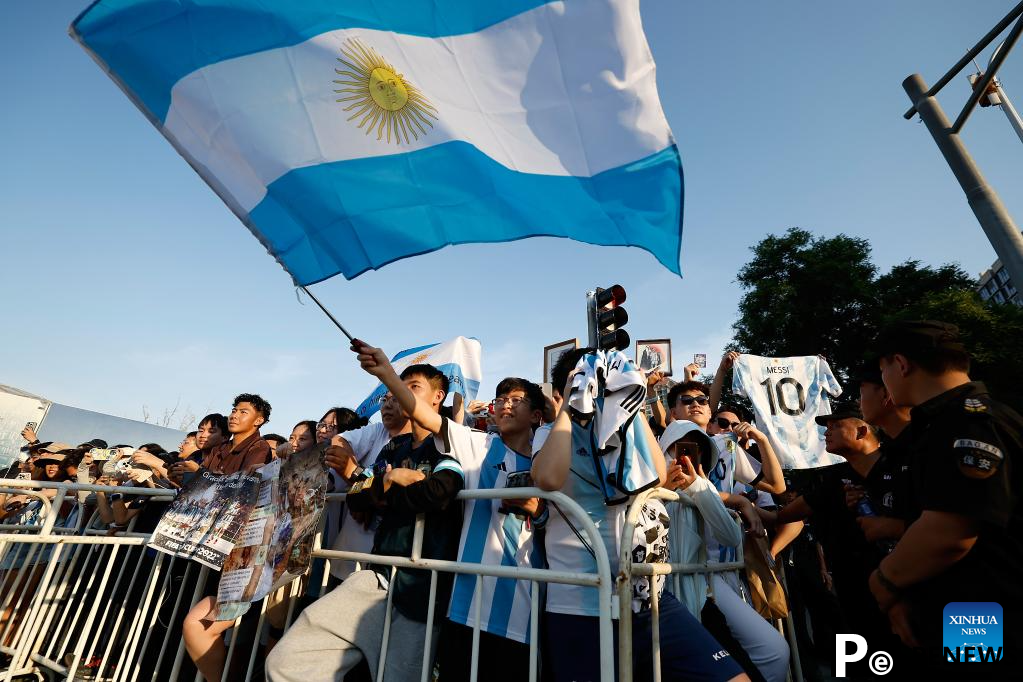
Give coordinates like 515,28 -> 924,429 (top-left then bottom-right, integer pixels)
355,336 -> 482,419
72,0 -> 683,285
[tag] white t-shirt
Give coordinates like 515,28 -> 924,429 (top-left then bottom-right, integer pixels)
436,419 -> 540,643
732,354 -> 843,469
532,421 -> 652,617
329,422 -> 393,579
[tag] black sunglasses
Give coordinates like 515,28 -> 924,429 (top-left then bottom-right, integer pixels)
677,395 -> 710,406
715,417 -> 741,430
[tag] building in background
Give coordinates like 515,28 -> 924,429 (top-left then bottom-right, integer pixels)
977,258 -> 1020,306
0,384 -> 187,467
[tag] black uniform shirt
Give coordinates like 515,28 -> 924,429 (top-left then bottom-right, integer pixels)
901,382 -> 1022,646
866,429 -> 913,523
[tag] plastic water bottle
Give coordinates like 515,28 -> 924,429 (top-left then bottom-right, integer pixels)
855,493 -> 877,518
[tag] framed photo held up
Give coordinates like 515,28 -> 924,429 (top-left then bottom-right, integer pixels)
543,339 -> 579,385
635,339 -> 672,376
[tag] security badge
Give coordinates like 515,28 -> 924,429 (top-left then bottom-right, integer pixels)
953,439 -> 1003,480
964,398 -> 988,413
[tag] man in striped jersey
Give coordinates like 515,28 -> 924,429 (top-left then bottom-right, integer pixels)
333,343 -> 547,680
433,377 -> 548,682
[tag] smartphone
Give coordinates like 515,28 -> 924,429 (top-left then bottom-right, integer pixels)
25,421 -> 37,431
694,354 -> 707,369
505,470 -> 533,488
673,442 -> 700,464
90,448 -> 116,461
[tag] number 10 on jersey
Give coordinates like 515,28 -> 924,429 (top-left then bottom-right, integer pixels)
760,377 -> 806,416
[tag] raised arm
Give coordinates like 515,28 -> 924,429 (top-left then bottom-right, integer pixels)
532,408 -> 573,491
646,370 -> 667,431
708,351 -> 739,412
734,423 -> 785,494
351,339 -> 443,434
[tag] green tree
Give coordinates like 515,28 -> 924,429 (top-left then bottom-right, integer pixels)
729,228 -> 1018,409
732,228 -> 878,383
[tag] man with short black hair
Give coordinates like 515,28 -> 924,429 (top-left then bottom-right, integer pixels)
848,364 -> 912,549
767,402 -> 891,666
267,350 -> 464,682
262,433 -> 287,455
428,376 -> 546,682
200,395 -> 272,475
867,320 -> 1022,663
183,396 -> 273,680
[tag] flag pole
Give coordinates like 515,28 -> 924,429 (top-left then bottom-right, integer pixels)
300,286 -> 355,342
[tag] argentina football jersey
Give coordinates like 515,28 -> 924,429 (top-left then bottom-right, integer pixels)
438,419 -> 544,643
732,354 -> 843,469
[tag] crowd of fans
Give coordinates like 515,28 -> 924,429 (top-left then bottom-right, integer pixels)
1,319 -> 1018,682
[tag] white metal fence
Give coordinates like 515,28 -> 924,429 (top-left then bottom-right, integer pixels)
0,480 -> 799,682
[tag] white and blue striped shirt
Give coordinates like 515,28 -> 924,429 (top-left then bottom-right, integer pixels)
437,419 -> 543,643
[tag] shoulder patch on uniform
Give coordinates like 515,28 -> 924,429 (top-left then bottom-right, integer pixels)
953,438 -> 1003,480
964,398 -> 988,413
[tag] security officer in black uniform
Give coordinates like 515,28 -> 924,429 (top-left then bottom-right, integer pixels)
847,363 -> 913,553
867,320 -> 1021,678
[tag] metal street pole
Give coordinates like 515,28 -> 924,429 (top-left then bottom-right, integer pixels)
988,41 -> 1023,144
903,74 -> 1023,293
992,78 -> 1023,143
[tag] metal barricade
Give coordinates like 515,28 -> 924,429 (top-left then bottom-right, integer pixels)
618,487 -> 802,682
0,483 -> 617,682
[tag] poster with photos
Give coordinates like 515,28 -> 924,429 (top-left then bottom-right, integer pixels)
635,339 -> 672,376
543,339 -> 578,385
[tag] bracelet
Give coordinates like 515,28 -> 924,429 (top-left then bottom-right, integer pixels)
875,565 -> 902,596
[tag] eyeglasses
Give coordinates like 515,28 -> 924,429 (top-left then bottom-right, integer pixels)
316,422 -> 335,431
677,395 -> 710,406
494,396 -> 528,408
715,417 -> 741,430
380,394 -> 399,404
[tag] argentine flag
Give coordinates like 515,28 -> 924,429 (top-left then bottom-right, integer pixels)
355,336 -> 482,418
72,0 -> 683,285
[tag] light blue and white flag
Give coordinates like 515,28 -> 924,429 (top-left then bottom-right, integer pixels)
71,0 -> 684,285
355,336 -> 482,419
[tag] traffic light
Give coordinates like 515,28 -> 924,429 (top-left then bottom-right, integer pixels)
587,285 -> 629,351
968,72 -> 1002,108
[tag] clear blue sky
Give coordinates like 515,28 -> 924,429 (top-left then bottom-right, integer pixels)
2,1 -> 1021,438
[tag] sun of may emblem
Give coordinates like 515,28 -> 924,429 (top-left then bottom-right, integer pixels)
333,38 -> 438,144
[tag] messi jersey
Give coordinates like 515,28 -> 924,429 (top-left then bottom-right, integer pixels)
437,419 -> 543,643
732,354 -> 843,469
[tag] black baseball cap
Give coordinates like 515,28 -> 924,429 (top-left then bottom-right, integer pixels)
870,320 -> 966,359
78,438 -> 108,450
815,401 -> 863,425
854,362 -> 883,386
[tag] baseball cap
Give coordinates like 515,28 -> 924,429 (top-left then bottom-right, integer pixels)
870,320 -> 966,358
35,442 -> 72,454
854,362 -> 884,386
78,438 -> 108,450
815,401 -> 863,426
